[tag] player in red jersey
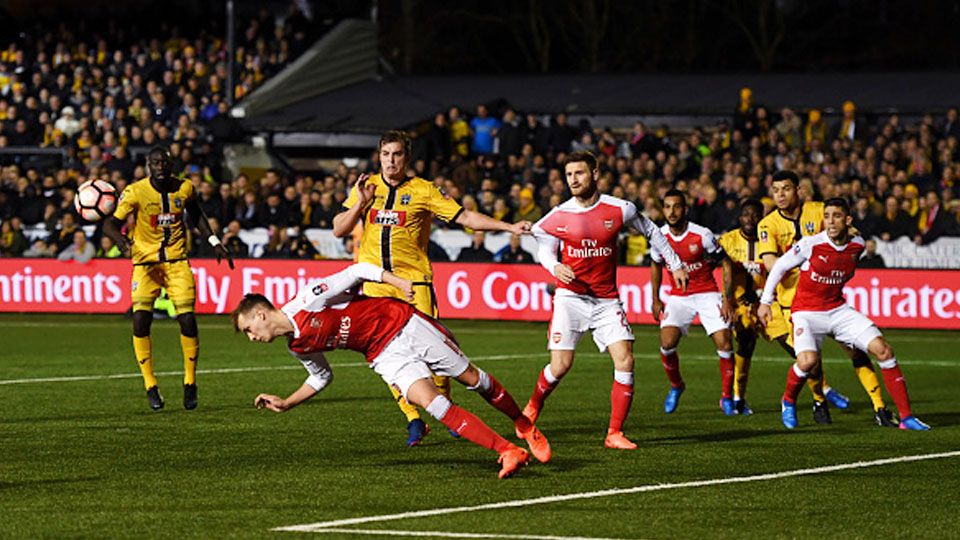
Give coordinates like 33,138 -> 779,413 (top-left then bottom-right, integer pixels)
231,262 -> 552,478
759,198 -> 929,430
521,151 -> 688,450
651,189 -> 738,416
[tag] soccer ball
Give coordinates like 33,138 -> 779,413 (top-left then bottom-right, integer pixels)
74,179 -> 118,222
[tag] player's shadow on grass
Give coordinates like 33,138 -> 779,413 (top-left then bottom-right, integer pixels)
379,456 -> 574,476
910,411 -> 960,427
0,476 -> 102,490
643,428 -> 782,445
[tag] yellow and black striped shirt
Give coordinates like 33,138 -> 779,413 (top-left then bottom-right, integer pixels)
114,177 -> 194,265
344,174 -> 462,282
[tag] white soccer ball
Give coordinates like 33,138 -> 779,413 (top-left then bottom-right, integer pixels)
74,179 -> 118,222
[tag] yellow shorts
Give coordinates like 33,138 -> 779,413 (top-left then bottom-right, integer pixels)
131,260 -> 196,314
363,280 -> 438,318
763,302 -> 794,347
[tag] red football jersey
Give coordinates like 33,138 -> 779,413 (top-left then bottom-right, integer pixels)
283,295 -> 414,362
767,232 -> 865,313
533,195 -> 679,298
651,222 -> 721,296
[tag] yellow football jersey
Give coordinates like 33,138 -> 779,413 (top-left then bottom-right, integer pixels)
344,174 -> 463,282
757,201 -> 824,306
114,177 -> 194,265
719,228 -> 765,303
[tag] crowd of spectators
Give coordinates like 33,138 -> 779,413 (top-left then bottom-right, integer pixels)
3,17 -> 960,269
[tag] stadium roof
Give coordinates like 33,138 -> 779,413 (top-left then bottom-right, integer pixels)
240,69 -> 960,134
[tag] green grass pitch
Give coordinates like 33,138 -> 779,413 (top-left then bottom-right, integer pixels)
1,313 -> 959,538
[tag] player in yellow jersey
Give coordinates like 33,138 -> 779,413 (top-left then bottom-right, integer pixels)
333,130 -> 530,446
718,199 -> 766,416
103,146 -> 233,411
758,170 -> 895,427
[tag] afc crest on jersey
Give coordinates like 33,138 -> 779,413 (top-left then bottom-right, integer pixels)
603,219 -> 614,230
689,243 -> 699,253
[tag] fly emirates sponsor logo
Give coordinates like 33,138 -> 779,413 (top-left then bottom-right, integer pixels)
811,269 -> 848,285
566,238 -> 613,259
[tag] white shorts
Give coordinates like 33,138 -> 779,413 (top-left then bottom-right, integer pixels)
661,292 -> 730,336
549,291 -> 633,352
791,305 -> 882,355
371,315 -> 470,400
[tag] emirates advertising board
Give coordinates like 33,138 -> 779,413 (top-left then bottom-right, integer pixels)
1,258 -> 959,329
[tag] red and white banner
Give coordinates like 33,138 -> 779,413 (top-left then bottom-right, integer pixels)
1,259 -> 959,329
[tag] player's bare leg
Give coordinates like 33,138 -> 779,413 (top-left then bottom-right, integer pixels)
604,340 -> 637,450
524,349 -> 574,424
776,335 -> 833,423
659,326 -> 684,413
131,310 -> 163,410
710,329 -> 736,416
781,351 -> 820,429
406,377 -> 530,478
864,337 -> 929,430
457,364 -> 550,463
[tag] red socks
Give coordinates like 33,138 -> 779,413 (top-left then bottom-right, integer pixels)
440,403 -> 512,454
529,367 -> 559,411
718,351 -> 734,399
880,363 -> 912,418
609,380 -> 634,433
660,347 -> 684,388
782,363 -> 808,404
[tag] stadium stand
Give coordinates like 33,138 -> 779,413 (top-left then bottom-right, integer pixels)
2,10 -> 960,267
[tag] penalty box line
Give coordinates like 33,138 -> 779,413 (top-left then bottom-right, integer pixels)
274,450 -> 960,533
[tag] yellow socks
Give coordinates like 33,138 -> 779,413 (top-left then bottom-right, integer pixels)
432,375 -> 452,399
855,365 -> 886,411
388,384 -> 422,422
733,353 -> 750,400
807,376 -> 827,403
133,335 -> 157,390
180,334 -> 199,386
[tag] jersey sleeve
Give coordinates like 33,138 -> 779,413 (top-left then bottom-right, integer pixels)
343,181 -> 359,210
427,183 -> 464,223
757,217 -> 779,257
295,263 -> 385,310
113,184 -> 137,221
759,237 -> 811,304
531,212 -> 561,276
292,351 -> 334,392
718,231 -> 735,255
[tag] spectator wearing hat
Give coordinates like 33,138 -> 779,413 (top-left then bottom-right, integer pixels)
513,187 -> 543,223
833,100 -> 863,142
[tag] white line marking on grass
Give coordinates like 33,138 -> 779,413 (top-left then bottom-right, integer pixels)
303,528 -> 634,540
0,353 -> 547,385
2,349 -> 958,386
274,450 -> 960,533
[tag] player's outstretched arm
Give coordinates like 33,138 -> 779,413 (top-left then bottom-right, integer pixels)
254,384 -> 318,413
456,210 -> 531,235
381,270 -> 414,301
720,257 -> 736,323
759,244 -> 806,308
187,198 -> 233,269
102,216 -> 131,258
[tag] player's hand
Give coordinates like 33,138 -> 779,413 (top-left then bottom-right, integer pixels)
215,243 -> 235,269
554,264 -> 575,284
115,237 -> 132,258
396,278 -> 415,302
652,298 -> 665,322
356,173 -> 376,207
510,221 -> 533,235
720,298 -> 736,324
254,393 -> 288,413
757,303 -> 773,328
671,267 -> 689,293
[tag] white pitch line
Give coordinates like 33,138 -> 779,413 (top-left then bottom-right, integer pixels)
304,528 -> 634,540
274,450 -> 960,533
2,349 -> 958,386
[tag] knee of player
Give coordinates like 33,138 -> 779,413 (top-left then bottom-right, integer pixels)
796,353 -> 819,372
873,340 -> 895,362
